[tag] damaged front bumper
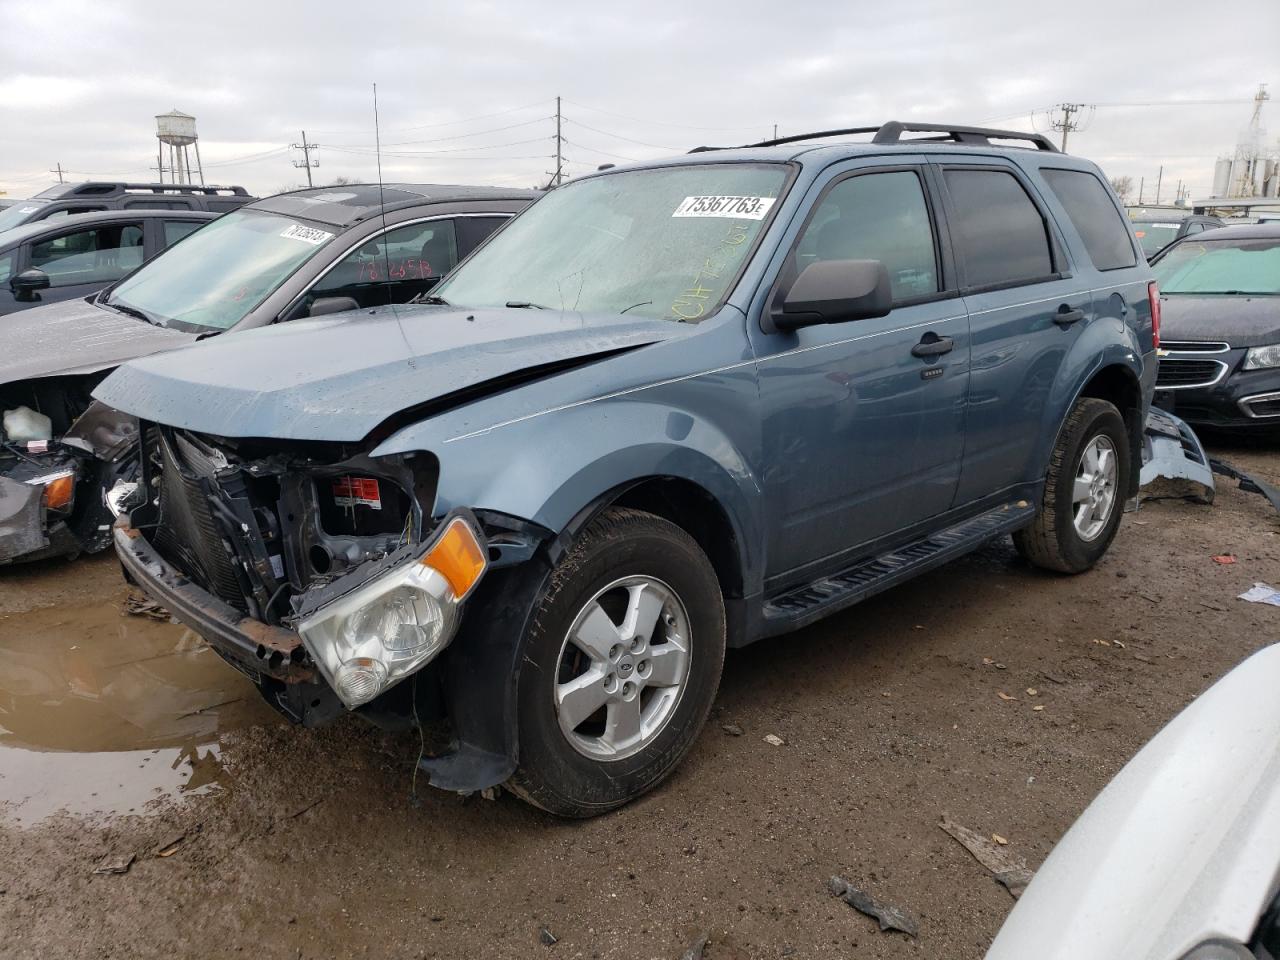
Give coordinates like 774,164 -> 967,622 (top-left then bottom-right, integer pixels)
111,515 -> 335,720
115,504 -> 489,728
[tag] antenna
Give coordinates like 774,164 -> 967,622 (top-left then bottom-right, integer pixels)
373,83 -> 395,307
373,82 -> 417,368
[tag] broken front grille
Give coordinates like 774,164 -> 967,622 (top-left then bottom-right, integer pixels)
152,432 -> 248,610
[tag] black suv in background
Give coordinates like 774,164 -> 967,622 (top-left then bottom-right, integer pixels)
0,181 -> 253,234
0,209 -> 216,314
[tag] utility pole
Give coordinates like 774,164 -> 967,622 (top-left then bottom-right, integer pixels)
1049,103 -> 1086,152
552,96 -> 565,186
772,123 -> 778,140
49,162 -> 65,184
1155,165 -> 1163,205
291,130 -> 319,187
1138,176 -> 1144,205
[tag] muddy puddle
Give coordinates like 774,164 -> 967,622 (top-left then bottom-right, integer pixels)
0,594 -> 281,823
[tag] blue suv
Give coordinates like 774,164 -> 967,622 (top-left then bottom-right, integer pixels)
102,122 -> 1158,816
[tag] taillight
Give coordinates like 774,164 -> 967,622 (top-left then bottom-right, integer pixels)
1148,281 -> 1161,350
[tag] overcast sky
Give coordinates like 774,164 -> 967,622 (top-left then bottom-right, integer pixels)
1,0 -> 1276,203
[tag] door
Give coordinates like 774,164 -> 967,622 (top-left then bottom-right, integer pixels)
751,163 -> 970,581
18,220 -> 146,309
932,160 -> 1090,503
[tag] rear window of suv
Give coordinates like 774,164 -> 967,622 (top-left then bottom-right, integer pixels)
1041,169 -> 1137,271
943,168 -> 1054,289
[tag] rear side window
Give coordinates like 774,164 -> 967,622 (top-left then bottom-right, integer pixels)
1041,169 -> 1137,271
943,168 -> 1054,288
163,219 -> 205,246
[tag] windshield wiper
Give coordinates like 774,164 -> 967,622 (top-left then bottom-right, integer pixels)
506,300 -> 549,309
106,299 -> 163,327
411,293 -> 449,305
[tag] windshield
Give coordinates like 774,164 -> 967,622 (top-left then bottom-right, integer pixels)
0,199 -> 49,234
1153,238 -> 1280,295
435,163 -> 789,320
105,210 -> 337,331
1131,221 -> 1181,257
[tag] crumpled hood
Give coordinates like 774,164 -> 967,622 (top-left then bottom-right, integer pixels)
94,304 -> 682,441
1,296 -> 195,385
987,644 -> 1280,959
1160,295 -> 1280,348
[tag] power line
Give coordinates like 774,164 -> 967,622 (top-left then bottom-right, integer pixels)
563,138 -> 639,163
563,118 -> 678,151
306,97 -> 554,136
326,115 -> 554,149
326,137 -> 551,158
561,98 -> 762,133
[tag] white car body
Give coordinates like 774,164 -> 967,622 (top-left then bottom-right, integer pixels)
987,644 -> 1280,959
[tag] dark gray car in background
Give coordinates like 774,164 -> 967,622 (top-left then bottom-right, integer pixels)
1151,224 -> 1280,429
0,209 -> 216,314
0,183 -> 535,564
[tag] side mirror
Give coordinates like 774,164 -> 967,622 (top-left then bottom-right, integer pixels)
11,268 -> 51,302
772,260 -> 892,330
307,295 -> 360,318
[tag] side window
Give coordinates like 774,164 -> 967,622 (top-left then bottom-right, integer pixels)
793,170 -> 939,301
1040,168 -> 1138,271
0,250 -> 13,285
943,168 -> 1054,288
1184,222 -> 1205,236
163,220 -> 205,246
455,216 -> 511,259
307,219 -> 458,311
30,223 -> 145,287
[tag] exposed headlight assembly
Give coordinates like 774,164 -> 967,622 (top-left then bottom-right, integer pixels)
297,513 -> 489,708
1243,343 -> 1280,370
27,469 -> 76,514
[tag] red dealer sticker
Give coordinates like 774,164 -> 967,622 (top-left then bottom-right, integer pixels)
332,476 -> 382,510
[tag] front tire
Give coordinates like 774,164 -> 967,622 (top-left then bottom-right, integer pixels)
1014,398 -> 1130,574
507,508 -> 725,817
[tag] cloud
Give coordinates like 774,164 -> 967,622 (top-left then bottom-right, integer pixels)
0,0 -> 1275,199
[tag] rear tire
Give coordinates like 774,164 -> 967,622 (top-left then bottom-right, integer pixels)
507,508 -> 725,817
1014,398 -> 1129,574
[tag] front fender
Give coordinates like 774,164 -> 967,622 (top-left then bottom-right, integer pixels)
376,396 -> 766,594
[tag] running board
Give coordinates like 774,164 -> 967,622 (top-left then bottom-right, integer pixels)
761,501 -> 1038,633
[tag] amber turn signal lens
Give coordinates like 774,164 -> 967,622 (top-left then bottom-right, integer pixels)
41,473 -> 75,511
421,517 -> 487,600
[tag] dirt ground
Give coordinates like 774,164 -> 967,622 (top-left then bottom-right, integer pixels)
2,437 -> 1278,960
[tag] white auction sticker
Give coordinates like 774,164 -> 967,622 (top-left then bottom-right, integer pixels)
672,196 -> 776,220
280,223 -> 334,245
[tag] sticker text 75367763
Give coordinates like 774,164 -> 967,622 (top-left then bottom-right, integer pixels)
672,196 -> 776,220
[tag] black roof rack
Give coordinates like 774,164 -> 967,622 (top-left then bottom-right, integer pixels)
690,121 -> 1060,154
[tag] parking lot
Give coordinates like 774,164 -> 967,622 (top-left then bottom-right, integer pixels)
0,435 -> 1273,959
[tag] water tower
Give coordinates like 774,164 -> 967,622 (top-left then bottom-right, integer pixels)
155,109 -> 204,185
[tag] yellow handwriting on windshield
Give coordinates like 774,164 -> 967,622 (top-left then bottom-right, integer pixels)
671,221 -> 752,320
